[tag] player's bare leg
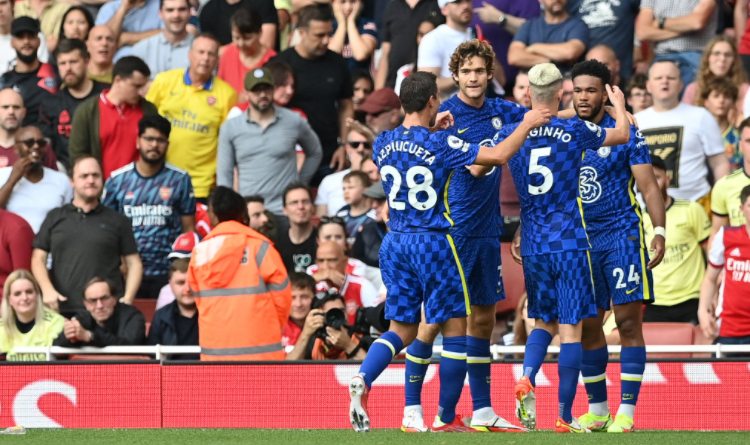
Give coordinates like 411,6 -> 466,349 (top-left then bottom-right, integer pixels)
403,321 -> 440,432
350,321 -> 418,432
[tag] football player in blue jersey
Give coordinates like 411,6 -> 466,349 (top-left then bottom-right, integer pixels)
348,71 -> 551,433
500,62 -> 630,433
569,60 -> 665,433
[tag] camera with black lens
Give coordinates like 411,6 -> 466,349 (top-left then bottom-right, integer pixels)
313,289 -> 390,342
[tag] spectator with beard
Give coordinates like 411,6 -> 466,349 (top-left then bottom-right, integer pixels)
40,38 -> 108,170
86,25 -> 116,83
245,195 -> 272,237
148,257 -> 200,359
0,125 -> 72,232
282,271 -> 315,351
33,156 -> 142,317
512,69 -> 531,108
13,0 -> 70,53
217,67 -> 321,216
360,87 -> 402,137
0,0 -> 50,72
0,18 -> 58,127
277,182 -> 317,273
0,89 -> 57,170
103,115 -> 196,300
132,0 -> 194,82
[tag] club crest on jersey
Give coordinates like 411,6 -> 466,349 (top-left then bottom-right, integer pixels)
579,166 -> 602,203
207,96 -> 216,106
125,191 -> 135,200
492,117 -> 503,129
597,146 -> 611,157
584,120 -> 602,137
160,187 -> 172,200
448,135 -> 469,152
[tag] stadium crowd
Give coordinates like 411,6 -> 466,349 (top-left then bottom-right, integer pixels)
1,0 -> 750,361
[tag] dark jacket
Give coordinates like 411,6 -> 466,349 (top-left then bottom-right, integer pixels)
147,301 -> 199,360
68,94 -> 158,163
54,303 -> 146,347
350,222 -> 386,268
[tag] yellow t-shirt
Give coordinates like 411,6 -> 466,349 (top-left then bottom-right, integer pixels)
146,69 -> 237,198
711,167 -> 750,227
14,0 -> 70,39
87,70 -> 113,84
0,308 -> 64,361
643,199 -> 711,306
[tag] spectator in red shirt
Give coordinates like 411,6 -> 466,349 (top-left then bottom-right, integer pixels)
0,208 -> 34,289
283,271 -> 316,354
218,8 -> 277,98
69,56 -> 158,178
306,216 -> 367,277
0,89 -> 58,170
700,184 -> 750,354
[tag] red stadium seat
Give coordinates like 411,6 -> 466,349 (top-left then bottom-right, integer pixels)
692,324 -> 714,358
642,322 -> 695,358
496,243 -> 525,314
69,355 -> 152,360
133,299 -> 157,324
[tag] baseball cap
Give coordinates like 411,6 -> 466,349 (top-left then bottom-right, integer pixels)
244,67 -> 274,91
11,17 -> 40,37
359,88 -> 401,115
168,232 -> 201,259
363,181 -> 386,200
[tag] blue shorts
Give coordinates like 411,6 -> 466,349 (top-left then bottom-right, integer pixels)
454,236 -> 505,306
380,232 -> 470,325
523,250 -> 597,324
591,245 -> 655,310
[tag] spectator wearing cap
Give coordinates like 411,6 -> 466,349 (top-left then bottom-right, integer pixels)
315,126 -> 371,217
360,87 -> 402,136
0,1 -> 50,72
0,17 -> 58,128
217,67 -> 322,216
148,257 -> 200,359
103,114 -> 196,300
156,231 -> 201,310
351,181 -> 387,271
13,0 -> 70,52
146,34 -> 236,201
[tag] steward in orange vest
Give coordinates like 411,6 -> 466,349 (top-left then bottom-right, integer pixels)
188,187 -> 291,360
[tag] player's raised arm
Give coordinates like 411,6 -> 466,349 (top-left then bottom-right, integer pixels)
473,109 -> 551,166
601,85 -> 630,146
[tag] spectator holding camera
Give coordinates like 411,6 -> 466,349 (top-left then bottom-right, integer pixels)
286,290 -> 369,360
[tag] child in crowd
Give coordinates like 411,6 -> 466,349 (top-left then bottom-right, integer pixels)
703,78 -> 742,170
335,171 -> 376,246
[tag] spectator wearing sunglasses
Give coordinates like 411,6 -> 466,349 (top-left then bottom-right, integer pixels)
315,127 -> 371,217
359,87 -> 402,136
0,125 -> 72,233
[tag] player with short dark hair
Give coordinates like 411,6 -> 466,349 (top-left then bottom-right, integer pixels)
503,62 -> 630,433
347,70 -> 550,433
568,59 -> 665,433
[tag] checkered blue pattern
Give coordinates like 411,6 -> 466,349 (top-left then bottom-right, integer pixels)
591,245 -> 654,310
373,125 -> 480,233
523,251 -> 597,324
579,114 -> 651,252
454,235 -> 505,306
502,116 -> 606,256
380,232 -> 469,324
440,96 -> 528,237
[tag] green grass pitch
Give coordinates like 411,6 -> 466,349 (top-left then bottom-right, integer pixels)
6,429 -> 749,444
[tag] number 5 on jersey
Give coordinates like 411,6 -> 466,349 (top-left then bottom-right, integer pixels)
381,165 -> 438,210
528,147 -> 553,195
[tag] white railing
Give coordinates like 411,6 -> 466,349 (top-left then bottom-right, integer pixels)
11,344 -> 750,361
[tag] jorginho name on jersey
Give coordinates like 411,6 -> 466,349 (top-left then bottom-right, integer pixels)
503,116 -> 606,256
103,163 -> 196,276
578,114 -> 651,251
440,95 -> 528,237
373,125 -> 480,232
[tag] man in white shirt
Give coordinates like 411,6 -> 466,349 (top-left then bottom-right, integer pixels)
0,125 -> 72,232
315,127 -> 371,217
0,0 -> 48,73
635,60 -> 729,212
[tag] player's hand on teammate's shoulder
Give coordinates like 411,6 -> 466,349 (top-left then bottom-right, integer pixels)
430,111 -> 454,132
647,235 -> 665,269
521,108 -> 551,129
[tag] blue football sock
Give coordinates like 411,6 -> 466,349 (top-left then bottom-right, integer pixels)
466,336 -> 492,412
619,346 -> 646,416
558,342 -> 582,423
358,331 -> 404,390
437,336 -> 466,424
404,339 -> 432,407
522,329 -> 553,387
581,346 -> 609,411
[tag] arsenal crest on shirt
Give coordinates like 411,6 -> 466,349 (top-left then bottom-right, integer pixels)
160,187 -> 172,200
207,96 -> 216,106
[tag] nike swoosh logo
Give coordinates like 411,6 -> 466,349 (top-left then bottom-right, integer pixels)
409,377 -> 422,383
626,288 -> 637,295
457,128 -> 469,134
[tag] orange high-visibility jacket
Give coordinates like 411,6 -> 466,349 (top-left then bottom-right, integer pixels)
187,220 -> 291,361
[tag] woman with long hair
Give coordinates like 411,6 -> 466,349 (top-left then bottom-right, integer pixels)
682,36 -> 749,122
58,6 -> 95,42
0,270 -> 64,361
